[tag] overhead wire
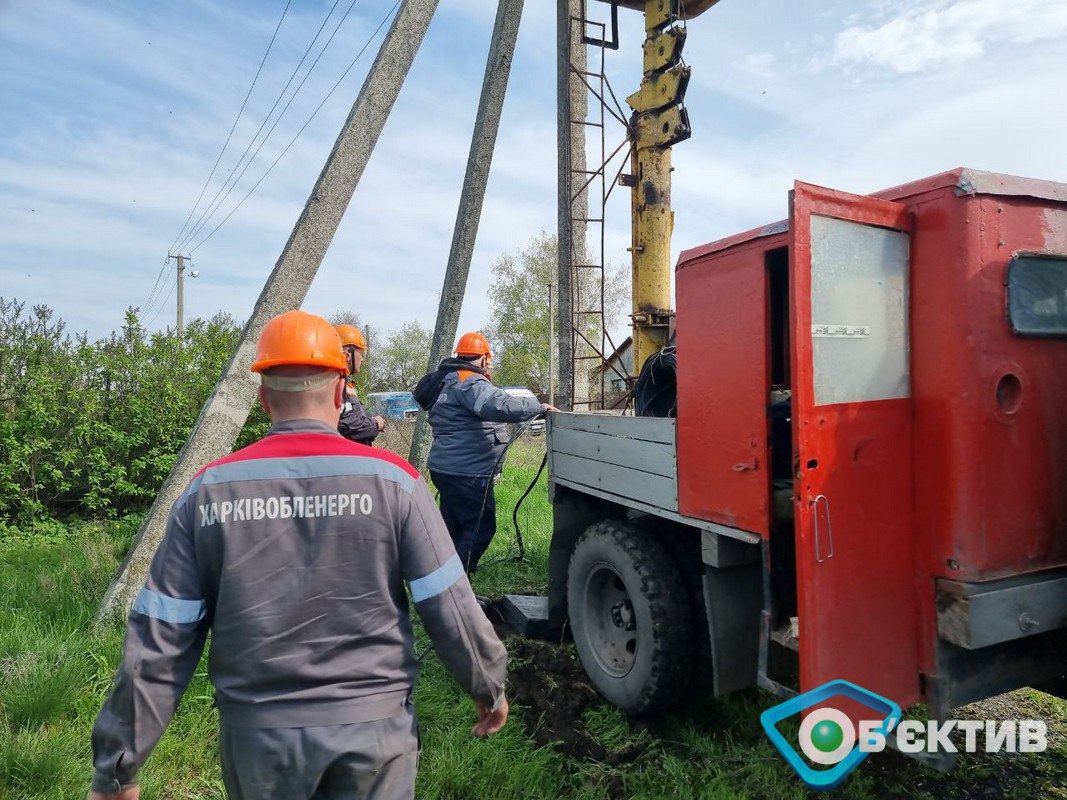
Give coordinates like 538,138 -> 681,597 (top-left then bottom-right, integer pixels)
139,255 -> 172,323
166,0 -> 293,255
146,1 -> 291,323
188,0 -> 400,254
143,276 -> 178,330
147,0 -> 342,325
146,0 -> 399,329
173,0 -> 354,254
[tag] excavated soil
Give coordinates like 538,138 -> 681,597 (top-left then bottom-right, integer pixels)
503,637 -> 647,768
489,608 -> 1066,800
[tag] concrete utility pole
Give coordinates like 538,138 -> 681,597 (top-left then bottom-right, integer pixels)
548,282 -> 555,407
556,0 -> 588,411
98,0 -> 441,620
169,253 -> 197,335
408,0 -> 525,469
173,254 -> 187,335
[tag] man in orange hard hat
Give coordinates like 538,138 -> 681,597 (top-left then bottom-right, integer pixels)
335,323 -> 386,446
413,332 -> 555,572
89,310 -> 508,800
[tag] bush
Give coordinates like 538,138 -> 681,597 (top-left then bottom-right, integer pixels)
0,298 -> 267,522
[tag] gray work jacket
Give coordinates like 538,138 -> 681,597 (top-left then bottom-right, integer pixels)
90,419 -> 506,794
426,370 -> 542,477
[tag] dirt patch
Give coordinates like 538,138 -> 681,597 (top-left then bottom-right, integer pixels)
504,637 -> 646,769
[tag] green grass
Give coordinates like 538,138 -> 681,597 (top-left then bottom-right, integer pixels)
0,461 -> 1064,799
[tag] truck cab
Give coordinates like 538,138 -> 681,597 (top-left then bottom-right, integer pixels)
546,168 -> 1067,754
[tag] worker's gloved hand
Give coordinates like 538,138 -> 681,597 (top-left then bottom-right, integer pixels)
373,415 -> 386,431
540,403 -> 558,412
472,696 -> 509,737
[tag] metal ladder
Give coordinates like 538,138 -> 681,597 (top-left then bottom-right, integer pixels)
565,6 -> 633,410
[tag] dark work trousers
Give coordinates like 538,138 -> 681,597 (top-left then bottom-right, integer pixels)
429,470 -> 496,573
219,709 -> 419,800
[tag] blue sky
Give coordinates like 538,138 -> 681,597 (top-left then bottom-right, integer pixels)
2,0 -> 1066,341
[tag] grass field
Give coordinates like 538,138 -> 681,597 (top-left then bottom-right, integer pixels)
0,453 -> 1064,799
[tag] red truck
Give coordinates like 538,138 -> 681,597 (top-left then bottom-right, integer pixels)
544,168 -> 1067,766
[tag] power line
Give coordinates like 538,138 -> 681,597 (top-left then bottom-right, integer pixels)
167,0 -> 293,255
190,0 -> 400,255
173,0 -> 349,254
144,275 -> 178,330
178,0 -> 365,254
148,0 -> 291,321
149,0 -> 392,326
140,254 -> 172,322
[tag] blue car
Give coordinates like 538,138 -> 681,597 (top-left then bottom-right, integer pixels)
366,391 -> 421,422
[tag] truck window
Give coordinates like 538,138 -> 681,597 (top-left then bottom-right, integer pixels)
809,215 -> 910,405
1008,254 -> 1067,337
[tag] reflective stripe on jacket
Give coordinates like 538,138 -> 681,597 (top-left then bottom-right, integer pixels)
426,370 -> 542,477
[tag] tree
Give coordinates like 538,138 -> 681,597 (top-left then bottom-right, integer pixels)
485,232 -> 628,394
371,320 -> 432,392
329,309 -> 363,329
0,300 -> 262,520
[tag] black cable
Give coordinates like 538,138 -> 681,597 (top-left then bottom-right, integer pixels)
415,640 -> 435,662
467,414 -> 545,572
511,452 -> 548,560
144,279 -> 177,329
477,451 -> 547,571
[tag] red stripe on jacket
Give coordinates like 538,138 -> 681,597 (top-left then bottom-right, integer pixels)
193,432 -> 419,481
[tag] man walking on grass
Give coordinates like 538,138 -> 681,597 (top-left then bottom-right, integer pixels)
413,331 -> 554,574
89,310 -> 509,800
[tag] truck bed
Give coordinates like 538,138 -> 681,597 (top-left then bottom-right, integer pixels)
547,412 -> 759,544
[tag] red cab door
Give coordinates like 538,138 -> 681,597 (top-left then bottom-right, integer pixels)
790,181 -> 920,708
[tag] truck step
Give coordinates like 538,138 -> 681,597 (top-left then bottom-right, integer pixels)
497,594 -> 553,640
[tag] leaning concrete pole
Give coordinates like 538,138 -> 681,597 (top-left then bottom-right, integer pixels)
98,0 -> 441,620
408,0 -> 525,469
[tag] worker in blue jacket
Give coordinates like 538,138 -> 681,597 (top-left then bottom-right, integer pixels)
414,332 -> 554,573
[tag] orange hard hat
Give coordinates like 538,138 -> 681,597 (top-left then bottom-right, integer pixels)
251,310 -> 347,374
335,324 -> 367,351
455,331 -> 492,358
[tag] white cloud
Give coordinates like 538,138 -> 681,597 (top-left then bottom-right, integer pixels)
739,52 -> 775,78
827,0 -> 1067,74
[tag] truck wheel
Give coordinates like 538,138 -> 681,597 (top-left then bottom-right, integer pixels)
567,520 -> 693,715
